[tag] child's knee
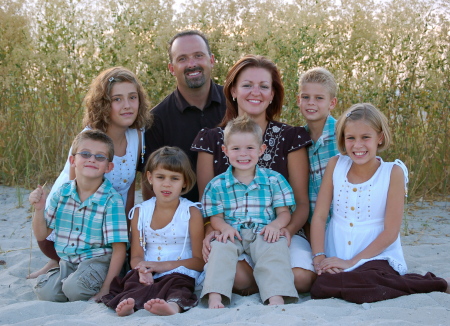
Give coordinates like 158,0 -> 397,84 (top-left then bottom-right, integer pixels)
210,239 -> 237,252
34,269 -> 67,302
63,262 -> 108,301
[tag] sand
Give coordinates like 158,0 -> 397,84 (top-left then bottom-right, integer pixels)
1,185 -> 449,325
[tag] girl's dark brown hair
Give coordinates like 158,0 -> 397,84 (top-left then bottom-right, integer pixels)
144,146 -> 196,195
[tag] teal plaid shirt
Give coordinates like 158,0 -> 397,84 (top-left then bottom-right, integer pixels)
305,115 -> 339,223
46,178 -> 128,263
202,166 -> 295,233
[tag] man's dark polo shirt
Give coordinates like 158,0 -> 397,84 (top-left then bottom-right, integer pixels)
139,80 -> 226,202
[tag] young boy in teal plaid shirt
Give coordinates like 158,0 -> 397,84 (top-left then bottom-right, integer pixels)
200,115 -> 298,309
29,130 -> 128,302
297,68 -> 339,228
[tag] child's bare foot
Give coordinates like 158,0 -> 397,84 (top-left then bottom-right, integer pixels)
208,292 -> 225,309
27,259 -> 59,279
445,278 -> 450,294
116,298 -> 135,317
144,298 -> 180,316
268,295 -> 284,306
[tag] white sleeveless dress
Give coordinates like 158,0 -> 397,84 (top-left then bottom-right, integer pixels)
325,155 -> 409,274
129,197 -> 202,283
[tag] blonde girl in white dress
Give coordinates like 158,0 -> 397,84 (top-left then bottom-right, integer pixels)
310,103 -> 449,303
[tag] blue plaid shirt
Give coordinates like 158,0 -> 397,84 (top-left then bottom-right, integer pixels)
305,115 -> 339,223
202,166 -> 295,233
45,178 -> 128,264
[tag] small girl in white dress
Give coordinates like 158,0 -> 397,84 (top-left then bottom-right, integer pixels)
310,103 -> 449,303
102,146 -> 204,316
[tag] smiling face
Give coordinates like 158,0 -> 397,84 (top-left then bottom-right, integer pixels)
109,82 -> 139,129
70,139 -> 114,180
297,82 -> 336,123
168,34 -> 214,90
231,67 -> 274,121
344,120 -> 383,166
222,132 -> 266,173
147,167 -> 186,203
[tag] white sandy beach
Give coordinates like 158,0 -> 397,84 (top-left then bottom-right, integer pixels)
0,185 -> 449,325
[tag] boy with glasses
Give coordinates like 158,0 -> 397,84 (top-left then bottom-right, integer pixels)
29,130 -> 128,302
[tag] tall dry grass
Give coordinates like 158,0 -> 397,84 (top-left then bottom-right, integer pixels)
1,0 -> 449,199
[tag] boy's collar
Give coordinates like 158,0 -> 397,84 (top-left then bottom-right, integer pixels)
224,165 -> 270,188
64,178 -> 112,206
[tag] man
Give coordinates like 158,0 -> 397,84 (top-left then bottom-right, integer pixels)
139,30 -> 226,201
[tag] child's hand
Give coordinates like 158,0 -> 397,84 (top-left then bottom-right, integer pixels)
202,230 -> 221,262
89,287 -> 109,303
138,269 -> 154,285
135,261 -> 166,274
260,224 -> 281,243
28,185 -> 47,211
216,225 -> 242,243
318,257 -> 352,273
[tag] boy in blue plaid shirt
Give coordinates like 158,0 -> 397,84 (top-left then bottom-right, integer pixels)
297,68 -> 339,229
200,115 -> 298,308
29,130 -> 128,302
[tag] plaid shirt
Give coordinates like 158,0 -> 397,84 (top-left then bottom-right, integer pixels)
45,178 -> 128,264
202,166 -> 295,233
305,115 -> 339,223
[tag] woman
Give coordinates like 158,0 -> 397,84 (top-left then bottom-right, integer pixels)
191,55 -> 316,294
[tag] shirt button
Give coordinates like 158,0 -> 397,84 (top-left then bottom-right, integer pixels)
123,179 -> 127,183
158,246 -> 161,250
76,227 -> 79,231
122,159 -> 126,163
71,243 -> 74,246
353,188 -> 357,192
350,223 -> 353,227
351,207 -> 355,211
157,257 -> 161,261
348,241 -> 351,245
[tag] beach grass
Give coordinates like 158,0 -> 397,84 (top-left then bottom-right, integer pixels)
0,0 -> 448,199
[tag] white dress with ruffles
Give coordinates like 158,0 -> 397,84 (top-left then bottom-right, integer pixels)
129,197 -> 202,284
325,155 -> 409,275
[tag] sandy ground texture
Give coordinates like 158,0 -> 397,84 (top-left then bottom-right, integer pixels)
0,185 -> 449,325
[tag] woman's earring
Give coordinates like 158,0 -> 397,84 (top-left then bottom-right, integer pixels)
232,97 -> 236,101
269,100 -> 272,104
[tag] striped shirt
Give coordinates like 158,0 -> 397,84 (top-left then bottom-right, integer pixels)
305,115 -> 339,223
45,178 -> 128,264
202,166 -> 295,233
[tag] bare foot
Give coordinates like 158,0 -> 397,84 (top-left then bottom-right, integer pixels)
445,278 -> 450,294
116,298 -> 135,317
27,259 -> 59,279
144,298 -> 181,316
268,295 -> 284,306
208,292 -> 225,309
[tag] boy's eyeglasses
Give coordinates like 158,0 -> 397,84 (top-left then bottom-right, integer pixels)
75,151 -> 109,162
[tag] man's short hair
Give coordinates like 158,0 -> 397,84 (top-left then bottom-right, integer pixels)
168,30 -> 211,63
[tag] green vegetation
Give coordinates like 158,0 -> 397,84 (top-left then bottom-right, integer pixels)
1,0 -> 449,199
